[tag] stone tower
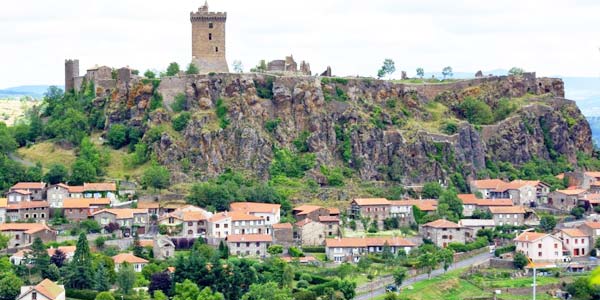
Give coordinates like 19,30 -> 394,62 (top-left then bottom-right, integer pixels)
65,59 -> 79,92
190,1 -> 229,73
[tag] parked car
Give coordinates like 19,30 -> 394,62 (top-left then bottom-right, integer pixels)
385,285 -> 398,293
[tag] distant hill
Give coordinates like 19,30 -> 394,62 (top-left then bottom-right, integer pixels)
0,85 -> 59,99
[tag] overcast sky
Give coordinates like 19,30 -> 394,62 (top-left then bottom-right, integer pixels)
1,0 -> 599,88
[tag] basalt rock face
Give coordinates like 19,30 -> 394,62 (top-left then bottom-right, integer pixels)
103,72 -> 593,185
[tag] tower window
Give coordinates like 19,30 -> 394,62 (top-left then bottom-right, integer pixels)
215,47 -> 219,52
209,23 -> 214,29
209,33 -> 212,40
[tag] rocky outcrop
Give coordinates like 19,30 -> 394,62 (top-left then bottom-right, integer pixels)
101,72 -> 593,186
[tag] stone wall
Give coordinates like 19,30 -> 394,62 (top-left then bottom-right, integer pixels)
190,4 -> 228,73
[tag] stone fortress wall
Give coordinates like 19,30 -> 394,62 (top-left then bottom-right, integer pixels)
190,2 -> 229,73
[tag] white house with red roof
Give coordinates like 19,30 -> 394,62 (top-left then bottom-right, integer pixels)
226,234 -> 272,257
419,219 -> 464,248
18,279 -> 65,300
515,231 -> 564,262
229,202 -> 281,225
9,182 -> 46,201
556,228 -> 590,257
325,237 -> 415,263
112,253 -> 149,272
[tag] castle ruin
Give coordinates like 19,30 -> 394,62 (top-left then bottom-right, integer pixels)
266,55 -> 312,76
190,1 -> 229,73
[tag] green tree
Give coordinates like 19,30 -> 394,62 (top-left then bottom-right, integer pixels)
508,67 -> 524,76
539,215 -> 557,232
0,234 -> 8,250
250,60 -> 267,73
513,252 -> 528,270
44,164 -> 69,184
95,263 -> 111,292
393,267 -> 407,287
417,252 -> 439,278
95,292 -> 115,300
45,264 -> 61,281
144,70 -> 156,79
442,66 -> 453,79
64,233 -> 95,289
171,93 -> 187,112
377,59 -> 396,79
117,262 -> 136,295
439,248 -> 454,272
494,98 -> 517,122
0,123 -> 18,154
186,63 -> 199,75
267,245 -> 283,255
166,62 -> 181,76
422,182 -> 443,199
571,207 -> 585,220
437,188 -> 463,222
458,97 -> 493,125
381,241 -> 394,261
172,112 -> 191,132
133,232 -> 144,258
107,124 -> 129,149
70,159 -> 97,185
241,282 -> 292,300
141,164 -> 171,190
31,237 -> 50,275
416,67 -> 424,79
153,291 -> 167,300
0,273 -> 23,300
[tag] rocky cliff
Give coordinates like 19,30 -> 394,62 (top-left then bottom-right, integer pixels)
99,72 -> 593,187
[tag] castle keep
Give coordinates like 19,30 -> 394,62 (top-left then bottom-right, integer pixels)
190,1 -> 229,73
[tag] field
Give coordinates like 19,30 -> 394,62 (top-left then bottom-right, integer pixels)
0,99 -> 37,125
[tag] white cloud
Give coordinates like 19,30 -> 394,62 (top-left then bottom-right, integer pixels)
0,0 -> 599,88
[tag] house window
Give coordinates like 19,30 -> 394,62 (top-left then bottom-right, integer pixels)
575,239 -> 578,244
246,242 -> 250,247
209,22 -> 213,29
554,243 -> 558,249
538,243 -> 542,248
224,224 -> 228,228
582,238 -> 585,244
209,33 -> 212,40
267,216 -> 270,222
256,242 -> 260,247
237,243 -> 240,247
215,47 -> 219,52
538,252 -> 542,257
216,224 -> 220,228
32,292 -> 37,300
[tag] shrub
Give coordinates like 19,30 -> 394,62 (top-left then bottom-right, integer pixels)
172,112 -> 191,132
144,70 -> 156,79
494,245 -> 516,257
302,246 -> 325,253
494,98 -> 517,122
171,93 -> 187,112
215,98 -> 229,129
289,246 -> 304,258
185,63 -> 199,75
264,118 -> 281,133
255,77 -> 274,99
166,62 -> 180,76
441,121 -> 458,135
457,97 -> 493,125
66,289 -> 99,300
320,166 -> 345,187
107,124 -> 129,149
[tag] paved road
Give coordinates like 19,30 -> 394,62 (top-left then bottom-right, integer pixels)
355,252 -> 494,300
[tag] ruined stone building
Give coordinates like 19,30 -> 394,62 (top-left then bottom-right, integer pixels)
266,55 -> 311,75
190,1 -> 229,73
64,60 -> 135,97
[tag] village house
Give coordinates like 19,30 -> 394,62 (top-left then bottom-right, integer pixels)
515,231 -> 564,262
420,219 -> 465,248
112,253 -> 149,272
295,218 -> 326,246
6,201 -> 50,223
207,212 -> 231,240
0,198 -> 6,224
577,194 -> 600,212
158,206 -> 212,237
67,186 -> 84,199
83,182 -> 118,203
489,206 -> 526,226
152,236 -> 176,260
325,237 -> 415,263
293,205 -> 337,222
458,194 -> 513,217
349,198 -> 390,221
548,189 -> 587,211
10,246 -> 77,265
229,202 -> 281,225
319,215 -> 340,237
18,279 -> 65,300
579,221 -> 600,246
469,179 -> 506,198
226,234 -> 272,257
272,223 -> 294,248
0,223 -> 56,248
137,201 -> 160,216
489,180 -> 540,207
458,219 -> 496,240
45,184 -> 70,208
9,182 -> 46,201
62,198 -> 110,222
557,228 -> 590,257
389,199 -> 437,225
7,189 -> 33,203
93,208 -> 149,235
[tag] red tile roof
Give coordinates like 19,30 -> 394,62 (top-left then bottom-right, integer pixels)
84,182 -> 117,192
583,221 -> 600,229
293,205 -> 323,215
22,279 -> 64,300
136,201 -> 160,209
489,206 -> 526,214
318,216 -> 340,222
514,231 -> 548,242
11,182 -> 46,190
92,209 -> 147,219
389,199 -> 437,211
7,201 -> 49,209
63,198 -> 110,208
0,223 -> 52,234
272,223 -> 293,229
470,179 -> 506,189
113,253 -> 149,264
226,234 -> 273,242
555,189 -> 587,196
68,186 -> 85,193
422,219 -> 461,228
560,228 -> 589,238
9,189 -> 32,195
229,202 -> 280,214
353,198 -> 390,206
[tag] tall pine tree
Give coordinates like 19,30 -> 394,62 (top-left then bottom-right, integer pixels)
31,237 -> 50,275
65,233 -> 95,289
94,263 -> 111,291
